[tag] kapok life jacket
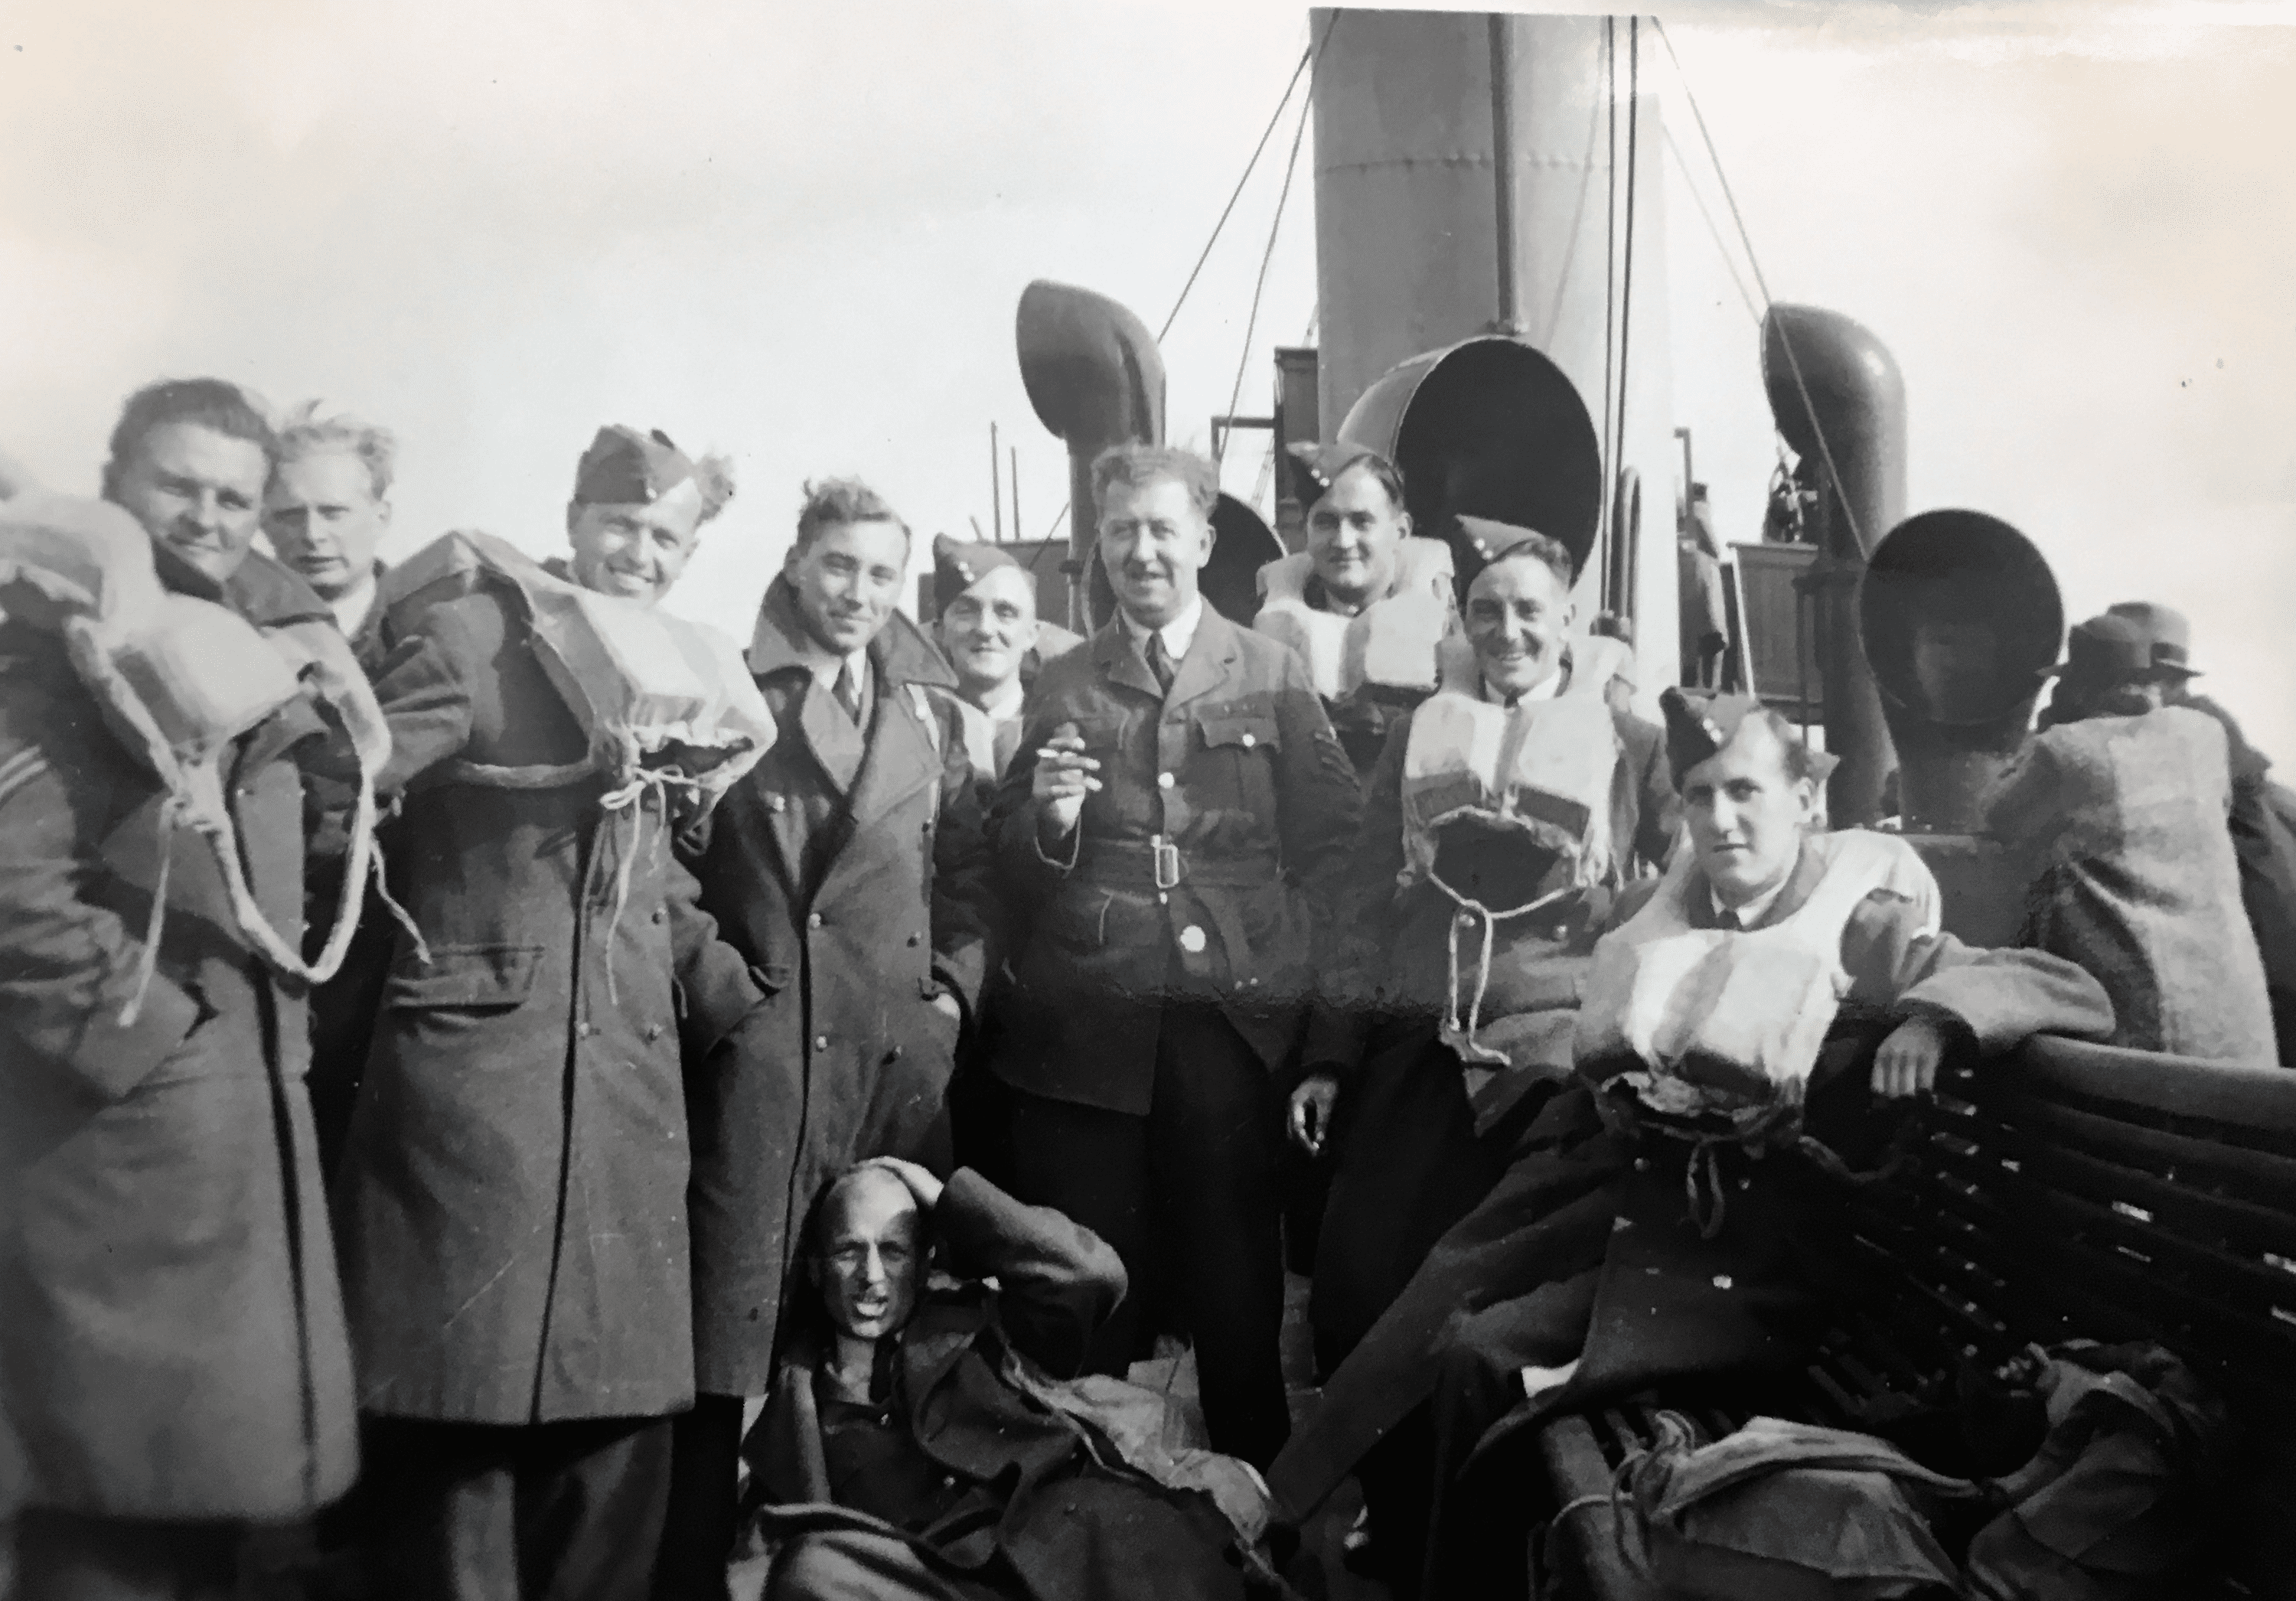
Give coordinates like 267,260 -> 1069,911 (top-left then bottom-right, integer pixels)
0,493 -> 390,1013
1251,537 -> 1454,702
1397,636 -> 1623,1065
376,530 -> 775,817
1574,828 -> 1941,1130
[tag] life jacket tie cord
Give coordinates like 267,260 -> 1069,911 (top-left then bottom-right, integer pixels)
1433,875 -> 1574,1065
596,766 -> 701,1005
365,836 -> 432,970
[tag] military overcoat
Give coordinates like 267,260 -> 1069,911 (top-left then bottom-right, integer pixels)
0,551 -> 358,1521
331,577 -> 766,1423
680,578 -> 998,1395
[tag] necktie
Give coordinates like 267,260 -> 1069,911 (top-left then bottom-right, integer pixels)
1145,630 -> 1177,695
833,660 -> 863,726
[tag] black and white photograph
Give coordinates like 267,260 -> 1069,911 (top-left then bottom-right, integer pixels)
2,2 -> 2292,1597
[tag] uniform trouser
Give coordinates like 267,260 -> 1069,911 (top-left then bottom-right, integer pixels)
10,1511 -> 248,1601
1006,1004 -> 1291,1470
654,1394 -> 746,1601
354,1414 -> 673,1601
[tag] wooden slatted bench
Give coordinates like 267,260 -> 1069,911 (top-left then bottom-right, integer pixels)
1534,1036 -> 2296,1601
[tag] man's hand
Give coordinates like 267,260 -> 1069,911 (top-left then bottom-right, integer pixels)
1032,721 -> 1100,848
1872,1016 -> 1951,1100
859,1156 -> 944,1212
1287,1071 -> 1342,1156
929,991 -> 961,1024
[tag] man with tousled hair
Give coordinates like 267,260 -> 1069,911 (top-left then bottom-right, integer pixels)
660,476 -> 999,1599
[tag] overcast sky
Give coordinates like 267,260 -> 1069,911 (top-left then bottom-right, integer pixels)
5,0 -> 2291,761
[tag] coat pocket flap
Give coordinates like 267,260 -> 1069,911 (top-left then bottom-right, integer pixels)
1198,713 -> 1282,752
386,943 -> 544,1009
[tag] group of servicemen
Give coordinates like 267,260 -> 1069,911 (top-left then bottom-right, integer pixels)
2,375 -> 2291,1601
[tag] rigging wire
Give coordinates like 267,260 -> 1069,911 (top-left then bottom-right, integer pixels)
1217,81 -> 1313,469
1613,14 -> 1641,618
1652,15 -> 1867,553
1599,16 -> 1618,574
1662,120 -> 1763,322
1157,42 -> 1313,344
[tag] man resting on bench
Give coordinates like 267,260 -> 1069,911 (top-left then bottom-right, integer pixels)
1267,691 -> 2115,1599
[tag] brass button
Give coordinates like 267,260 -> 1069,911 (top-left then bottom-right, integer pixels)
1179,925 -> 1207,954
814,1035 -> 830,1052
1157,771 -> 1175,790
807,912 -> 823,930
644,1024 -> 663,1042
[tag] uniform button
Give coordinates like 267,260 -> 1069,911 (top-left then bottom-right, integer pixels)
907,934 -> 921,947
1241,733 -> 1255,748
645,1024 -> 663,1042
651,908 -> 666,924
1157,771 -> 1174,790
576,1022 -> 593,1039
941,1474 -> 956,1489
1156,892 -> 1169,906
1179,925 -> 1207,954
814,1035 -> 830,1052
807,912 -> 823,930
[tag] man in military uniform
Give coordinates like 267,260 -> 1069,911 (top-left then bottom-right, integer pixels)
1276,690 -> 2115,1598
664,478 -> 1000,1597
1251,443 -> 1458,776
928,533 -> 1081,785
1275,517 -> 1675,1583
991,443 -> 1361,1470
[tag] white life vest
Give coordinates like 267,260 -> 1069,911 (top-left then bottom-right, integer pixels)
0,494 -> 390,1008
1252,538 -> 1454,701
1574,829 -> 1942,1121
1396,638 -> 1626,1065
380,531 -> 775,814
1400,637 -> 1624,899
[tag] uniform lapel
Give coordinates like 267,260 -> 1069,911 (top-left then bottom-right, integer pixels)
1094,618 -> 1163,702
1162,605 -> 1241,712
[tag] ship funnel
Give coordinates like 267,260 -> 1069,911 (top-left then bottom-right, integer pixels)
1861,510 -> 2062,831
1016,279 -> 1282,630
1338,334 -> 1604,592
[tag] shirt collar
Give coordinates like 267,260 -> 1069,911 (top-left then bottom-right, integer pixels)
1479,666 -> 1564,708
1120,594 -> 1204,663
328,569 -> 380,639
976,679 -> 1026,724
1710,868 -> 1793,931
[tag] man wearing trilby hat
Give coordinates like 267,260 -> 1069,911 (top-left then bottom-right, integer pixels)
2106,601 -> 2296,1062
1274,683 -> 2115,1596
331,423 -> 776,1599
1991,610 -> 2276,1063
1251,442 -> 1459,777
1270,514 -> 1673,1585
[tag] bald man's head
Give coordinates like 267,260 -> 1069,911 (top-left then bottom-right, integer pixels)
810,1166 -> 924,1342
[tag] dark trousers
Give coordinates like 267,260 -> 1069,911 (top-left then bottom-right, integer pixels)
752,1529 -> 1009,1601
354,1414 -> 673,1601
1006,1005 -> 1290,1469
11,1511 -> 246,1601
654,1393 -> 746,1601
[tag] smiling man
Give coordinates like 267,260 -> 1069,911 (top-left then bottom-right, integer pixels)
928,533 -> 1081,784
1273,688 -> 2116,1597
1271,516 -> 1675,1587
664,477 -> 999,1598
1252,443 -> 1457,775
990,443 -> 1361,1472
